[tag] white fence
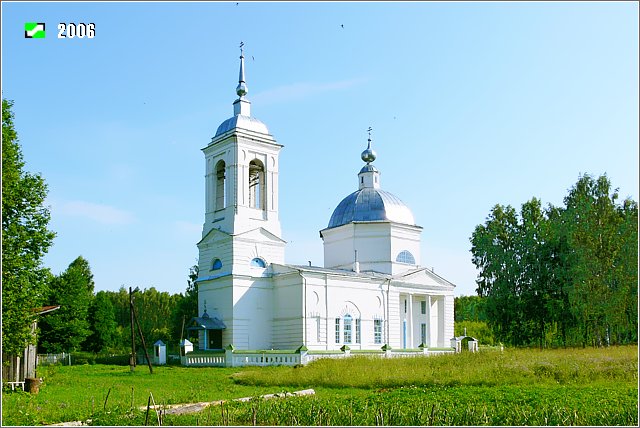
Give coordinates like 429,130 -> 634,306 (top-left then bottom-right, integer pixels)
182,347 -> 454,368
37,353 -> 71,366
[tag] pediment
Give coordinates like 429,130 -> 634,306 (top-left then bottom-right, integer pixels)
392,267 -> 456,289
197,227 -> 231,247
233,227 -> 287,244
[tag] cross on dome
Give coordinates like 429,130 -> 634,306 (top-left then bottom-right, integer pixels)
361,126 -> 377,164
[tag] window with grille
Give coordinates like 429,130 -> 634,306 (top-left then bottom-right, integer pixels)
396,250 -> 415,264
343,314 -> 352,344
374,319 -> 382,344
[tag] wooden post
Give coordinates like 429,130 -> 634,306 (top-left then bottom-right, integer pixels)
129,287 -> 136,371
180,315 -> 186,344
132,303 -> 153,374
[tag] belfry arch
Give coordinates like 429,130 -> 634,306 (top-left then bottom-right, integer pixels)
215,160 -> 226,210
249,159 -> 265,210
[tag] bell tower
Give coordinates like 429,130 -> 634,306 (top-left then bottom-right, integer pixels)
201,43 -> 283,240
198,43 -> 285,280
196,44 -> 285,350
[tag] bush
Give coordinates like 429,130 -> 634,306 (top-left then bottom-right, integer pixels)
70,352 -> 96,365
455,321 -> 495,345
94,354 -> 130,366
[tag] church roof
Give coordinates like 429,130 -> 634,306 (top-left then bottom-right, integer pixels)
187,311 -> 226,330
215,114 -> 270,137
286,264 -> 390,278
327,187 -> 415,229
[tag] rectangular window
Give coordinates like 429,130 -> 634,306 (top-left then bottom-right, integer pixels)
421,323 -> 427,345
335,318 -> 340,343
344,317 -> 352,344
355,319 -> 361,344
421,300 -> 426,315
374,319 -> 382,344
316,317 -> 321,342
404,299 -> 407,313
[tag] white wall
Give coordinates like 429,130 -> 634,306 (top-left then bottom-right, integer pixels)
232,276 -> 273,349
197,276 -> 233,349
322,222 -> 423,275
272,272 -> 303,349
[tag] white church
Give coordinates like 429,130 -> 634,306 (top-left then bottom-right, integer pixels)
191,48 -> 455,358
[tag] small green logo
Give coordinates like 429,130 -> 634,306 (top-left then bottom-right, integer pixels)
25,22 -> 45,38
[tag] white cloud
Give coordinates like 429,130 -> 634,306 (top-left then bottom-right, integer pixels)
252,78 -> 367,105
55,200 -> 136,225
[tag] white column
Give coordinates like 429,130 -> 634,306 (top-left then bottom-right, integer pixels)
427,295 -> 432,348
407,294 -> 413,348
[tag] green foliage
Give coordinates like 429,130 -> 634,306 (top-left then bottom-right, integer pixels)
561,175 -> 638,346
470,174 -> 637,347
39,257 -> 95,353
2,347 -> 636,426
101,285 -> 186,353
454,295 -> 488,322
85,291 -> 118,353
454,321 -> 495,345
94,354 -> 130,366
2,98 -> 56,355
171,264 -> 199,342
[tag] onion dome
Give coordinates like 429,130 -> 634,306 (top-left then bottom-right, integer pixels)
327,131 -> 415,229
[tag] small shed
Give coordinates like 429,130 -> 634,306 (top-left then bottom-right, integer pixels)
2,305 -> 60,391
187,310 -> 226,350
450,335 -> 479,353
153,340 -> 166,365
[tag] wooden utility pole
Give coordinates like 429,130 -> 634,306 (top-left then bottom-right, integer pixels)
180,315 -> 186,344
129,286 -> 136,371
132,303 -> 153,374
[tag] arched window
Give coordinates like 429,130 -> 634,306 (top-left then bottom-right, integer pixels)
249,159 -> 265,210
343,314 -> 352,344
250,257 -> 266,268
396,250 -> 416,265
215,160 -> 226,210
211,258 -> 222,271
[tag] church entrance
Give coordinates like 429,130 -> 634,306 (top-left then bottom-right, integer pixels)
208,330 -> 222,350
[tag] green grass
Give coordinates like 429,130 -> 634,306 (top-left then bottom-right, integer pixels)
2,346 -> 637,426
233,345 -> 638,389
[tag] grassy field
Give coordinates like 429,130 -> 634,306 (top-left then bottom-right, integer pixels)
2,346 -> 637,426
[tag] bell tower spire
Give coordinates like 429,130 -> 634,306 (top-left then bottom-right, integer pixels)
233,41 -> 251,116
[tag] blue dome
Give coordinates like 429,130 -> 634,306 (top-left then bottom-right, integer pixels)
327,188 -> 415,229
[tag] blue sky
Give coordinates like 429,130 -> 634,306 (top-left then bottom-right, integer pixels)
2,2 -> 638,297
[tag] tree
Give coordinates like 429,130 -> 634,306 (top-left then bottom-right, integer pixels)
171,264 -> 199,343
2,99 -> 56,355
454,295 -> 488,322
561,174 -> 637,346
470,174 -> 637,348
38,256 -> 95,353
85,291 -> 118,352
470,203 -> 525,345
